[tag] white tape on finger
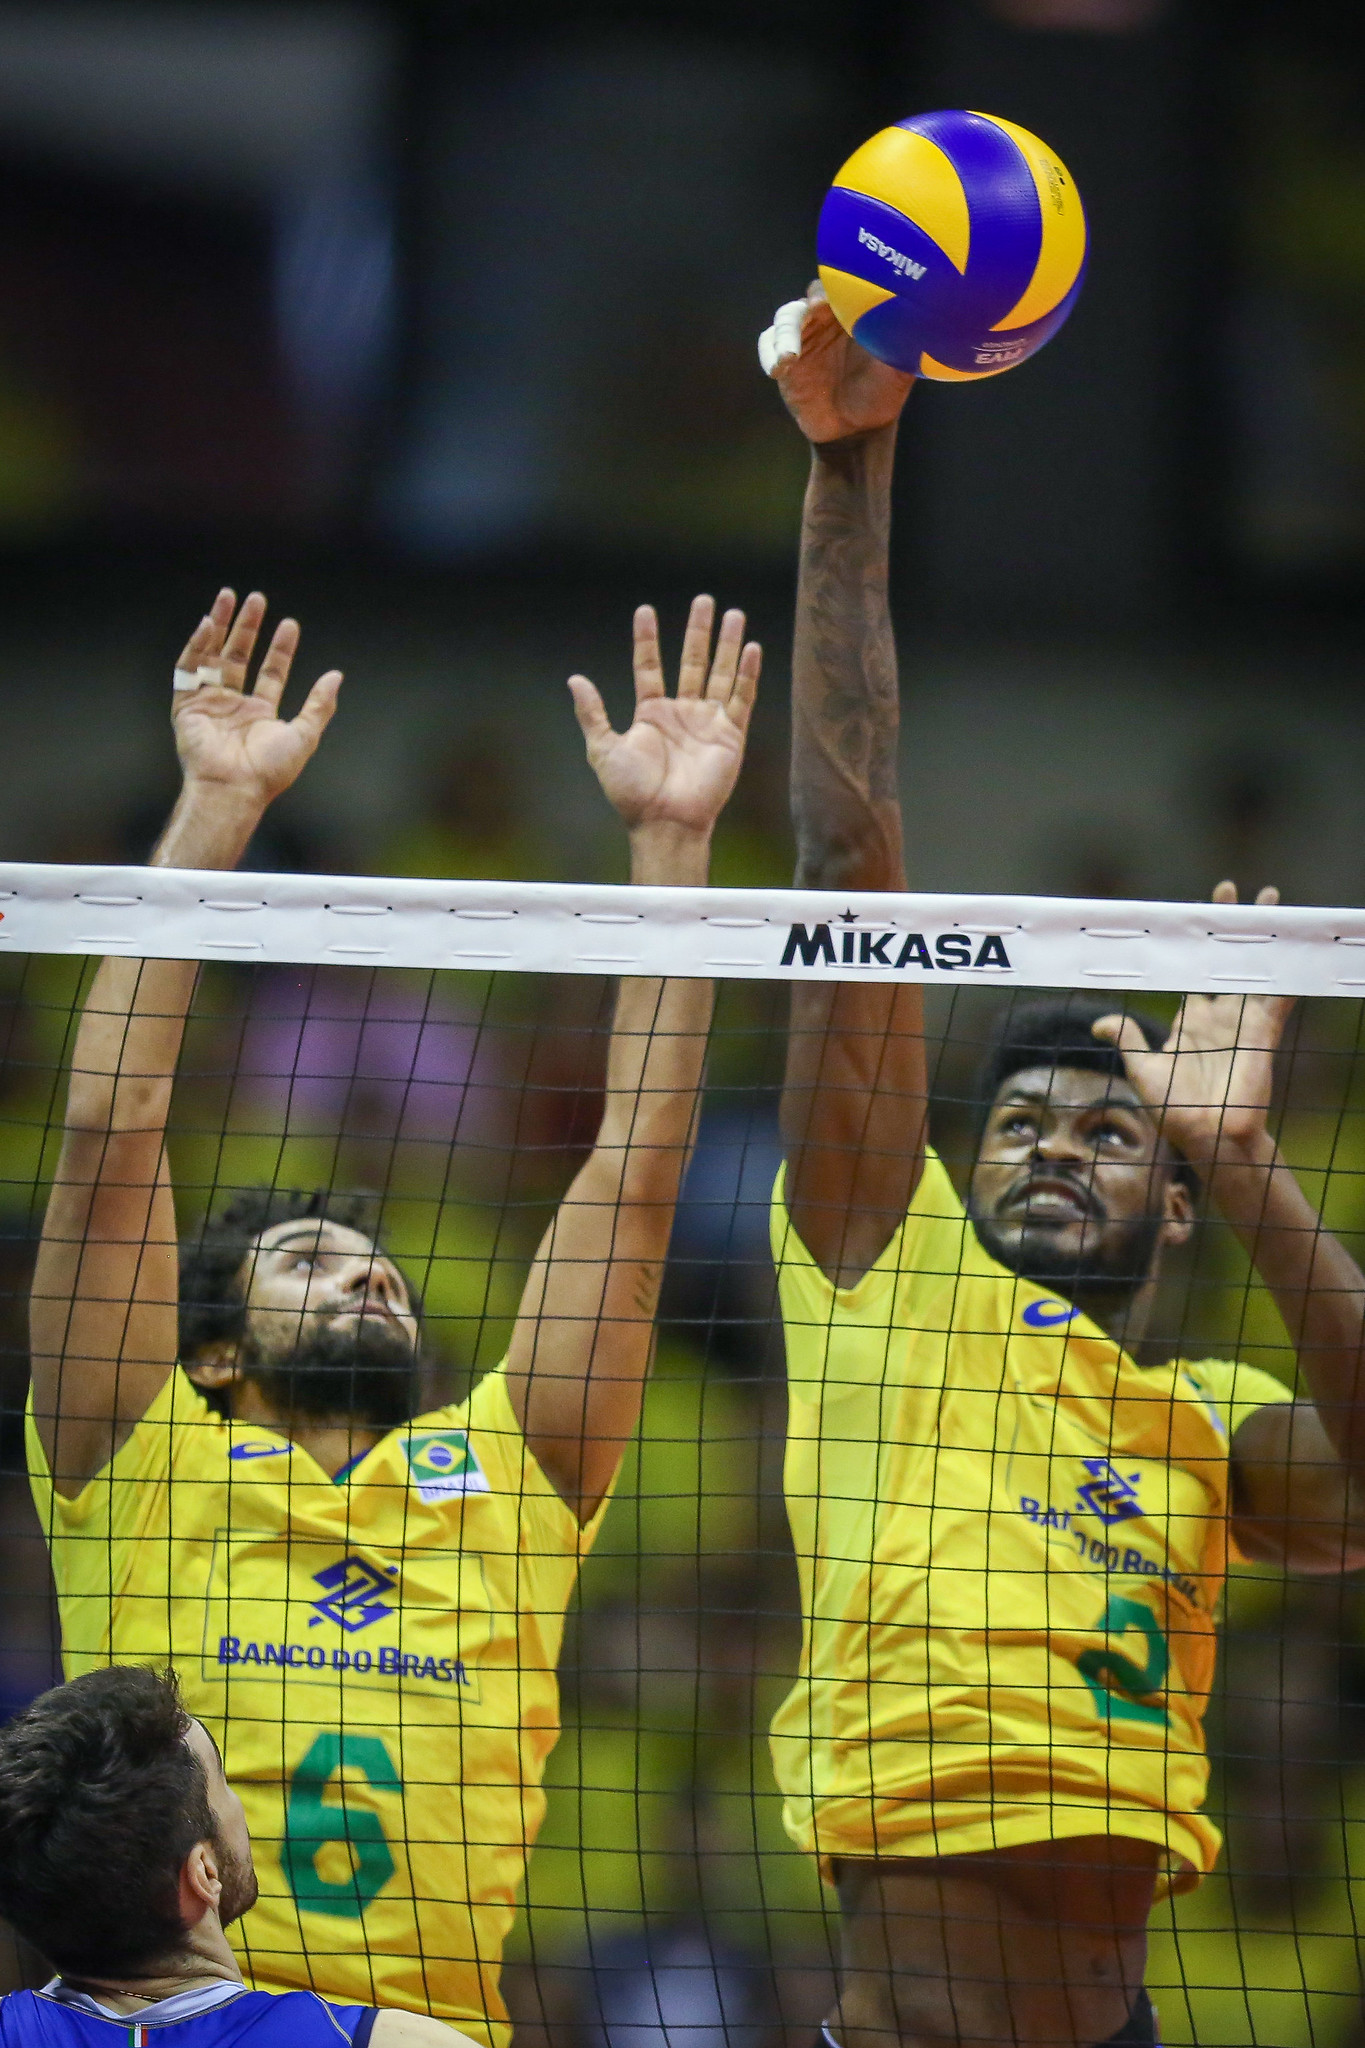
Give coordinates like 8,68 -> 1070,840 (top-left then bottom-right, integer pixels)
1,862 -> 1364,998
172,669 -> 201,692
758,297 -> 810,377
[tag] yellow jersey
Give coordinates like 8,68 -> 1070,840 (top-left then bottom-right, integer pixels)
28,1364 -> 605,2048
768,1150 -> 1293,1889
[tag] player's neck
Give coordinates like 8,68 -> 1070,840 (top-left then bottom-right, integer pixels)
62,1923 -> 244,2014
229,1379 -> 386,1479
1068,1274 -> 1159,1354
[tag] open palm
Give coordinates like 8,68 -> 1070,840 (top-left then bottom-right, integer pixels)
764,283 -> 915,444
569,597 -> 760,835
1094,882 -> 1294,1167
172,588 -> 341,808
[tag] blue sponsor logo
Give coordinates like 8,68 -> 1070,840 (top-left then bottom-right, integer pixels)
1075,1457 -> 1143,1526
216,1636 -> 471,1686
228,1440 -> 292,1462
308,1556 -> 399,1632
1021,1298 -> 1081,1330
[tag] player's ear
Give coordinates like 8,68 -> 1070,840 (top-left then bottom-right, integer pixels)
179,1839 -> 222,1925
1160,1166 -> 1195,1250
184,1342 -> 243,1391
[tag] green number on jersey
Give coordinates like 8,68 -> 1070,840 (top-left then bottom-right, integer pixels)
282,1732 -> 401,1918
1076,1593 -> 1170,1726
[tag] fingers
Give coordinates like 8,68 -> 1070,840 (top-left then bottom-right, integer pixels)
676,594 -> 716,700
727,640 -> 763,732
567,675 -> 614,747
218,592 -> 267,693
626,595 -> 757,710
1090,1014 -> 1157,1065
1211,878 -> 1282,907
758,297 -> 811,377
704,607 -> 746,701
632,605 -> 666,702
251,619 -> 300,710
173,588 -> 235,686
288,670 -> 343,750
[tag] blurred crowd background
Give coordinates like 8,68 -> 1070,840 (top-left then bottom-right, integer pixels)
3,0 -> 1365,2042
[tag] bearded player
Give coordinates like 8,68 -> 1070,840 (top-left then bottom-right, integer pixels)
0,1666 -> 475,2048
28,586 -> 760,2046
758,285 -> 1365,2048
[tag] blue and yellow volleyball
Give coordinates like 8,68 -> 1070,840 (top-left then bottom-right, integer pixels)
817,110 -> 1087,381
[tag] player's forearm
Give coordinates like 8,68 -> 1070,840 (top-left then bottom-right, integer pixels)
62,785 -> 266,1137
597,819 -> 716,1155
791,424 -> 905,891
1211,1133 -> 1365,1469
594,823 -> 714,1172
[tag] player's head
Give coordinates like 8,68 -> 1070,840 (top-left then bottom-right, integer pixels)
180,1189 -> 423,1430
967,997 -> 1197,1308
0,1666 -> 256,1978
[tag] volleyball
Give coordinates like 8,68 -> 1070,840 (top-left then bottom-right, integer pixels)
816,109 -> 1087,381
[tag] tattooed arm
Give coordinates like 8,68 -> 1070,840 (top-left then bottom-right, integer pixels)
766,286 -> 926,1285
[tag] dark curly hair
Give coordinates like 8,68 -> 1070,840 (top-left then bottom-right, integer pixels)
0,1666 -> 214,1976
178,1189 -> 423,1408
973,995 -> 1200,1197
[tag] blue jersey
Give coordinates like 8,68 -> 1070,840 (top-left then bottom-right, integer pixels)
0,1985 -> 378,2048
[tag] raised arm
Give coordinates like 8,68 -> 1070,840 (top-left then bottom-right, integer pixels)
30,590 -> 341,1493
762,286 -> 925,1286
1096,934 -> 1365,1573
503,596 -> 760,1522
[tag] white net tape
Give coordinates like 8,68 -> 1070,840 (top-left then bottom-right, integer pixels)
3,861 -> 1365,994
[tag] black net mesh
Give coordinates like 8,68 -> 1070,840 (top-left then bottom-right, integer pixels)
2,949 -> 1362,2048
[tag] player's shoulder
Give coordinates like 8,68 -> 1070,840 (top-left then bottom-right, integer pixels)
1176,1354 -> 1295,1445
210,1990 -> 379,2042
772,1145 -> 971,1306
369,2013 -> 483,2048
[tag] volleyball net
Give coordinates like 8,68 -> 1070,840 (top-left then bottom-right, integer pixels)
3,864 -> 1365,2048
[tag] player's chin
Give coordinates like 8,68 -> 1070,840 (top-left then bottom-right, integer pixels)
978,1211 -> 1111,1287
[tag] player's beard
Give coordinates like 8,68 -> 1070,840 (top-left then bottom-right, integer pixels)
243,1317 -> 421,1430
969,1195 -> 1163,1308
214,1837 -> 259,1929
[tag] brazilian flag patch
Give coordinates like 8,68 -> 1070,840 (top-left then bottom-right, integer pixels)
403,1430 -> 490,1504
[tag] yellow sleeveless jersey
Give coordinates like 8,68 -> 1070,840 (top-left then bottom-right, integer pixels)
27,1365 -> 605,2048
768,1149 -> 1293,1889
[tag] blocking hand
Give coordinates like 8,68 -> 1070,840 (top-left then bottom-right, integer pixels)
1093,883 -> 1294,1171
569,596 -> 760,838
759,280 -> 915,444
171,588 -> 342,810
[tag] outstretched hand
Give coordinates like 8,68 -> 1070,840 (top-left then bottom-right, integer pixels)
1093,882 -> 1294,1171
171,588 -> 342,811
569,596 -> 760,839
759,281 -> 915,444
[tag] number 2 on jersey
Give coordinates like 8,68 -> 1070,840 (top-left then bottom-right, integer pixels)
1076,1594 -> 1170,1726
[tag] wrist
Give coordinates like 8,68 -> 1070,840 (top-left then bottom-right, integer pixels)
628,821 -> 711,888
152,782 -> 267,871
1192,1123 -> 1280,1182
809,418 -> 899,463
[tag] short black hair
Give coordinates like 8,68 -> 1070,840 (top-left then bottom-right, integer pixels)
178,1189 -> 423,1402
973,995 -> 1200,1196
0,1667 -> 214,1976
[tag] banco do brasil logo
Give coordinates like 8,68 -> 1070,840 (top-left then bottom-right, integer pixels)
308,1556 -> 398,1632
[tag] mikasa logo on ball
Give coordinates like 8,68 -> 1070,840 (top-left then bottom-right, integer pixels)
856,225 -> 925,281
